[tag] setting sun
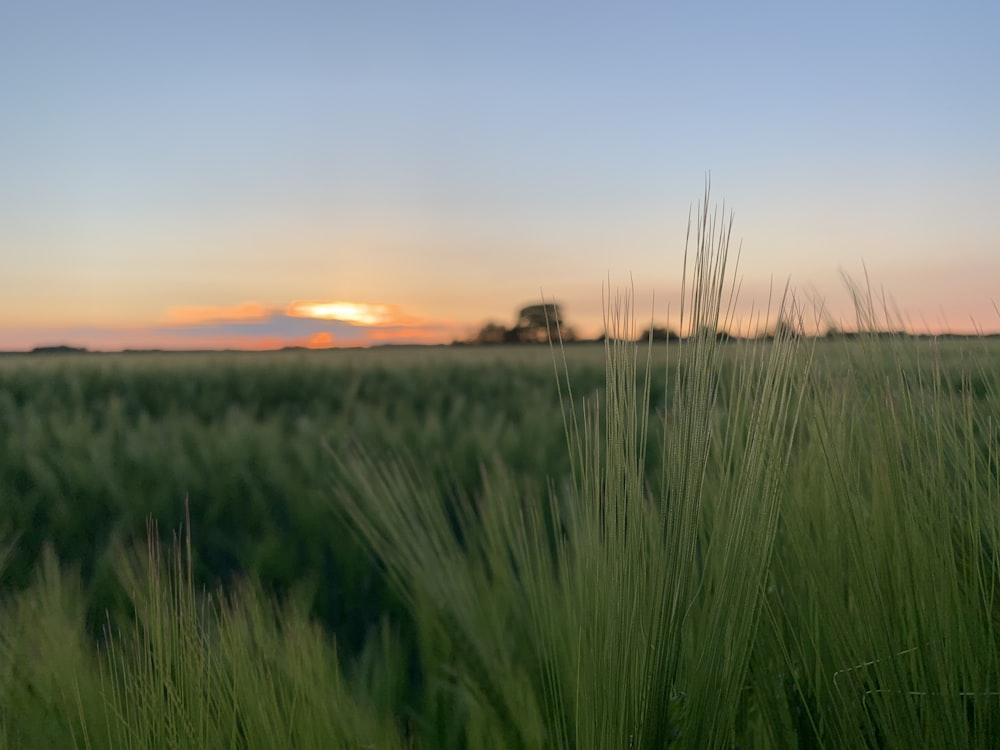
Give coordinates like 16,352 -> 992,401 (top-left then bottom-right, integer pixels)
286,301 -> 395,326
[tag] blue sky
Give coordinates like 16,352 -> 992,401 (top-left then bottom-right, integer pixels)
1,0 -> 998,348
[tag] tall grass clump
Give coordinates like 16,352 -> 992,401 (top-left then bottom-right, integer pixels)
760,286 -> 1000,747
0,518 -> 403,749
0,545 -> 104,749
334,186 -> 810,748
91,516 -> 403,750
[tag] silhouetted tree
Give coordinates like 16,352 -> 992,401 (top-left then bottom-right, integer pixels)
772,316 -> 804,340
637,326 -> 679,342
30,345 -> 88,354
688,325 -> 730,342
471,302 -> 577,344
512,303 -> 575,343
474,322 -> 509,344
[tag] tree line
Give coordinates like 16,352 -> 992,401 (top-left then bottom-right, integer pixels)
463,303 -> 969,345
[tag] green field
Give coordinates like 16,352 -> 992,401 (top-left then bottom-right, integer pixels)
3,239 -> 1000,750
2,334 -> 998,748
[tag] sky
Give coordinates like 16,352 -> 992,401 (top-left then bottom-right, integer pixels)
1,0 -> 998,350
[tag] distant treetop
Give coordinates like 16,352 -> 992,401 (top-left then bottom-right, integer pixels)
472,302 -> 577,344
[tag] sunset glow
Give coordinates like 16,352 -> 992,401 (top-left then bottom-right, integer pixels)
0,2 -> 996,352
164,303 -> 273,326
286,301 -> 394,326
366,326 -> 454,343
307,332 -> 335,348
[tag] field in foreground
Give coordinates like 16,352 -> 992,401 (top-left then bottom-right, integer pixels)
1,331 -> 998,748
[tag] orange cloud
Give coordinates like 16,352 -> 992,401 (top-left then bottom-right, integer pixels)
286,300 -> 422,327
0,297 -> 471,352
164,302 -> 273,325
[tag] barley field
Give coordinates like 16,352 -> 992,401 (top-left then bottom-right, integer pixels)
2,291 -> 999,746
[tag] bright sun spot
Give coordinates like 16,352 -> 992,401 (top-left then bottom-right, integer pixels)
286,301 -> 393,326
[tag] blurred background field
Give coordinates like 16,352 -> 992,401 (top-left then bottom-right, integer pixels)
0,345 -> 601,646
1,340 -> 997,642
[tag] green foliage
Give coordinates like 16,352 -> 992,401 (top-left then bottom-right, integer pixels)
0,348 -> 603,651
96,520 -> 401,750
0,523 -> 402,749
